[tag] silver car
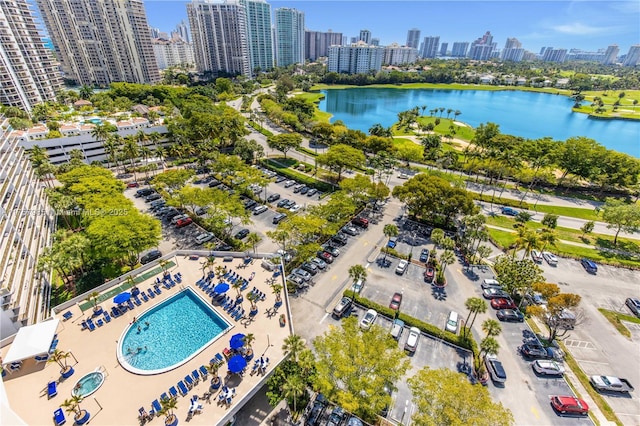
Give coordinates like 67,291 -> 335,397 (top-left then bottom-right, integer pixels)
532,360 -> 565,376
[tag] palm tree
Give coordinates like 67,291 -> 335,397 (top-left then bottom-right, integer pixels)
479,336 -> 500,359
246,232 -> 262,253
482,319 -> 502,337
86,291 -> 100,313
158,395 -> 178,425
382,224 -> 399,260
122,135 -> 139,173
430,228 -> 445,247
454,110 -> 461,120
61,395 -> 88,423
232,280 -> 243,298
348,264 -> 367,285
463,297 -> 487,337
282,375 -> 306,415
514,228 -> 541,260
282,334 -> 305,362
539,228 -> 558,251
78,85 -> 93,100
48,349 -> 72,375
439,249 -> 455,273
476,245 -> 493,265
243,333 -> 255,356
272,283 -> 283,303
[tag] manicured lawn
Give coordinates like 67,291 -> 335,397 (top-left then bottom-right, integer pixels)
528,204 -> 600,221
597,308 -> 640,339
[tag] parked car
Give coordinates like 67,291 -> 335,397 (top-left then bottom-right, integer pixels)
359,309 -> 378,330
491,298 -> 517,310
626,297 -> 640,317
327,407 -> 345,426
274,175 -> 287,183
532,360 -> 565,376
387,236 -> 398,249
289,204 -> 302,213
398,173 -> 409,179
531,249 -> 543,263
127,181 -> 140,188
581,258 -> 598,274
351,217 -> 369,228
485,354 -> 507,384
306,394 -> 328,425
234,228 -> 250,239
481,279 -> 502,289
175,217 -> 193,228
404,327 -> 420,353
140,250 -> 162,264
145,193 -> 162,202
342,226 -> 358,236
243,199 -> 257,210
550,395 -> 589,416
389,292 -> 402,310
445,311 -> 459,334
253,205 -> 268,215
267,193 -> 281,202
542,251 -> 558,266
135,188 -> 154,198
194,232 -> 214,245
419,249 -> 429,263
424,266 -> 435,282
395,259 -> 408,275
526,293 -> 547,306
299,186 -> 310,195
317,251 -> 335,263
351,279 -> 364,294
390,319 -> 404,340
272,213 -> 287,224
287,274 -> 304,288
276,198 -> 291,208
300,262 -> 319,276
283,180 -> 296,188
331,233 -> 348,245
589,375 -> 635,393
520,343 -> 554,360
171,214 -> 188,225
292,268 -> 312,282
501,207 -> 518,216
321,245 -> 340,257
496,309 -> 525,322
483,288 -> 510,299
208,179 -> 221,188
332,297 -> 352,318
307,188 -> 318,197
311,257 -> 327,270
292,184 -> 306,193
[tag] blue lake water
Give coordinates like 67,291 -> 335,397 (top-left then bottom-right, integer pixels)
318,88 -> 640,158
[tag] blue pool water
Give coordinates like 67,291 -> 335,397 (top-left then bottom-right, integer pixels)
118,288 -> 231,374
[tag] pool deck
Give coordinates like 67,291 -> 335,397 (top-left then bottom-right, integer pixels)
1,254 -> 291,426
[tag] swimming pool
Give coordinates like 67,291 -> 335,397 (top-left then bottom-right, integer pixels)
117,288 -> 231,375
72,370 -> 105,398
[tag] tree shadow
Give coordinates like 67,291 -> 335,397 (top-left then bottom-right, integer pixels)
431,285 -> 447,301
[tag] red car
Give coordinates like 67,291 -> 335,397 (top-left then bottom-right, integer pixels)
127,182 -> 140,188
424,267 -> 435,282
491,297 -> 516,310
175,217 -> 193,228
550,395 -> 589,415
389,292 -> 402,310
317,251 -> 334,263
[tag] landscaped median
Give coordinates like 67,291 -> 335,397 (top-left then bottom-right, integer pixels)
261,157 -> 335,193
342,290 -> 477,355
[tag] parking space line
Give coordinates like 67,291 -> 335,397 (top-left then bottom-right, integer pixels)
319,312 -> 329,324
530,405 -> 540,419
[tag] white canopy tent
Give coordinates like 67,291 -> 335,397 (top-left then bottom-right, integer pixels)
2,319 -> 60,365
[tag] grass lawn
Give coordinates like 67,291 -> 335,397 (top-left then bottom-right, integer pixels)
597,308 -> 640,339
526,203 -> 600,221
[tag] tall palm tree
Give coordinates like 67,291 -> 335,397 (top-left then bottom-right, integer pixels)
439,249 -> 455,273
514,228 -> 541,260
481,319 -> 502,337
103,135 -> 121,170
246,232 -> 262,253
232,280 -> 243,298
382,224 -> 399,260
282,334 -> 305,362
243,333 -> 255,351
78,85 -> 93,100
282,375 -> 306,414
479,336 -> 500,358
539,228 -> 558,251
122,135 -> 139,171
272,283 -> 283,303
463,297 -> 487,337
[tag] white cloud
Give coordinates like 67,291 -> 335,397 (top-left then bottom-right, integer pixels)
551,22 -> 612,35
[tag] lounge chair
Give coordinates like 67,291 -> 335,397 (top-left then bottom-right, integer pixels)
169,386 -> 179,398
199,365 -> 208,379
161,392 -> 170,401
153,285 -> 161,295
62,311 -> 73,321
138,407 -> 151,423
47,381 -> 58,398
53,408 -> 66,425
35,354 -> 49,363
127,300 -> 135,310
81,320 -> 88,330
133,296 -> 142,306
192,369 -> 200,384
177,381 -> 189,396
184,374 -> 194,388
87,319 -> 96,331
151,399 -> 162,414
141,292 -> 149,302
103,312 -> 111,323
216,353 -> 224,363
147,288 -> 155,298
96,319 -> 104,327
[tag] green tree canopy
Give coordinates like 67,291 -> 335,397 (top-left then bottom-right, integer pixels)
601,198 -> 640,245
313,317 -> 410,423
266,133 -> 302,159
408,367 -> 514,426
316,144 -> 366,181
493,255 -> 544,298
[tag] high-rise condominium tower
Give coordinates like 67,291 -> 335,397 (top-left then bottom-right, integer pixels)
406,28 -> 420,49
0,0 -> 61,112
174,20 -> 190,42
602,45 -> 619,65
420,36 -> 440,58
35,0 -> 160,86
240,0 -> 273,72
623,45 -> 640,67
305,30 -> 343,61
188,0 -> 251,77
359,29 -> 371,44
274,8 -> 304,67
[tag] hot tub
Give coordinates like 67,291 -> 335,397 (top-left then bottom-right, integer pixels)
71,370 -> 105,398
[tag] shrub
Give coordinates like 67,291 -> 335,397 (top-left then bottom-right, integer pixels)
261,159 -> 334,192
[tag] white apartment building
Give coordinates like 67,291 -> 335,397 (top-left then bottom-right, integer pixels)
383,43 -> 418,65
420,36 -> 440,59
406,28 -> 420,49
188,0 -> 251,77
240,0 -> 273,73
0,116 -> 55,340
328,42 -> 384,74
0,0 -> 61,112
274,7 -> 305,67
34,0 -> 160,86
623,45 -> 640,67
152,39 -> 195,70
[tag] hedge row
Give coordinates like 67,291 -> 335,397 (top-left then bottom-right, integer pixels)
261,159 -> 335,193
472,193 -> 531,210
343,290 -> 477,354
247,120 -> 273,137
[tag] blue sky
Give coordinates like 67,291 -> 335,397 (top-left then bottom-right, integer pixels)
144,1 -> 639,53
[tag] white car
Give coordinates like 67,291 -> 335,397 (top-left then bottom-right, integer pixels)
532,360 -> 565,376
289,204 -> 302,213
531,249 -> 543,263
398,173 -> 409,179
404,327 -> 420,352
194,232 -> 214,245
170,214 -> 188,225
359,309 -> 378,330
395,260 -> 408,275
542,251 -> 558,266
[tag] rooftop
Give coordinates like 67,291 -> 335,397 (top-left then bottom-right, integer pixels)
1,252 -> 291,426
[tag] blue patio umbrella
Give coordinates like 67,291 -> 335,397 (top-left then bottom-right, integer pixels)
113,291 -> 131,304
214,283 -> 230,293
229,333 -> 245,350
227,355 -> 247,374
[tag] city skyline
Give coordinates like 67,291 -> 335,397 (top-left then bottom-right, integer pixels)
143,0 -> 640,54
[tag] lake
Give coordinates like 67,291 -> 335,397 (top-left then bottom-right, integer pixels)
318,88 -> 640,158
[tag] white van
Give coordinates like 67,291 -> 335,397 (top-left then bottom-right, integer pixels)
404,327 -> 420,353
445,311 -> 459,334
482,278 -> 501,288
